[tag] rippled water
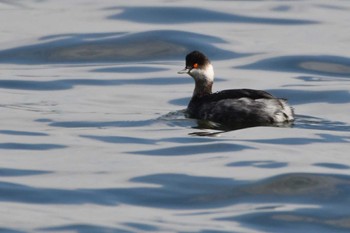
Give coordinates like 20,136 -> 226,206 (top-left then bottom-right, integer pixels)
1,1 -> 350,232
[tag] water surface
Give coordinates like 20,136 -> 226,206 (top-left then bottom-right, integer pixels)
1,0 -> 350,232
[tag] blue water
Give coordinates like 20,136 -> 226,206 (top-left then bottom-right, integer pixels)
1,1 -> 350,232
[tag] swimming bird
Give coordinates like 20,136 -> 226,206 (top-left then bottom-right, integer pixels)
178,50 -> 294,129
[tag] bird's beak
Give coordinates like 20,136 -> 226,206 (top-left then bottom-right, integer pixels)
177,68 -> 190,74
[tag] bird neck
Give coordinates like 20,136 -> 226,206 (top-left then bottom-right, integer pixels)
191,64 -> 214,98
193,80 -> 213,98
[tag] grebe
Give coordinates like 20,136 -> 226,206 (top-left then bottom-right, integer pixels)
178,50 -> 294,129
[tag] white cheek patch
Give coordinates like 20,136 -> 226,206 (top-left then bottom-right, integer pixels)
189,68 -> 202,78
189,64 -> 214,83
204,64 -> 214,83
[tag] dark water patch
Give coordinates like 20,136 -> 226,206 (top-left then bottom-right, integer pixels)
0,77 -> 193,91
123,222 -> 158,232
0,130 -> 48,136
0,0 -> 27,8
237,55 -> 350,77
107,7 -> 317,25
81,135 -> 156,145
38,224 -> 131,233
81,134 -> 227,146
294,115 -> 350,132
223,210 -> 350,233
272,5 -> 292,12
119,173 -> 247,208
1,172 -> 349,210
0,80 -> 70,91
228,160 -> 288,169
43,110 -> 191,129
39,32 -> 126,41
169,97 -> 191,107
0,181 -> 113,205
316,4 -> 350,11
114,172 -> 350,209
35,118 -> 52,123
313,163 -> 350,170
198,230 -> 236,233
0,30 -> 242,64
129,143 -> 253,156
268,89 -> 350,105
0,143 -> 66,150
240,133 -> 350,146
241,173 -> 350,198
91,66 -> 168,73
0,174 -> 238,207
0,168 -> 51,177
0,228 -> 25,233
295,76 -> 350,83
42,119 -> 156,128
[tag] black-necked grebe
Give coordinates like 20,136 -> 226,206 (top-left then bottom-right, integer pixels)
178,50 -> 294,129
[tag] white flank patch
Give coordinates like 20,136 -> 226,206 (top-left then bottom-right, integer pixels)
256,99 -> 294,122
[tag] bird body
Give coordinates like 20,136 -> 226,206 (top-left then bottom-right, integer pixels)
178,51 -> 294,129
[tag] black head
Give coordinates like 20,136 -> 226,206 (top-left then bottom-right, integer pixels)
185,50 -> 211,69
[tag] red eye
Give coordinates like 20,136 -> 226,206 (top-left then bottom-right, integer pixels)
193,63 -> 198,68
